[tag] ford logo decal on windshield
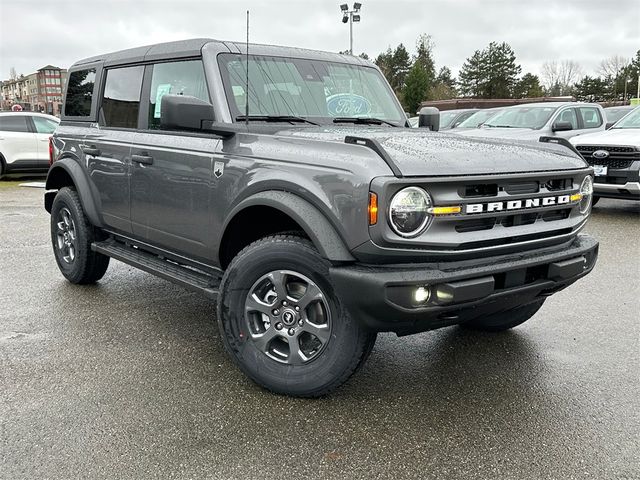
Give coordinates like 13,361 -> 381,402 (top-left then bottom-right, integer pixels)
592,150 -> 610,159
327,94 -> 372,117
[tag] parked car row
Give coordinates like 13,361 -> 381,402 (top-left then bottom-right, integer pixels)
412,102 -> 640,204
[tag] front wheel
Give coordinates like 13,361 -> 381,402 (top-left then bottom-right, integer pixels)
50,187 -> 110,284
217,234 -> 376,397
591,196 -> 600,207
461,299 -> 545,332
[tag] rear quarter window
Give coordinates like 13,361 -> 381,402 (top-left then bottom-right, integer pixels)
64,69 -> 96,117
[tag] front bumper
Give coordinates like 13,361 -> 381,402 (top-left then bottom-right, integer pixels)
330,234 -> 598,335
594,180 -> 640,200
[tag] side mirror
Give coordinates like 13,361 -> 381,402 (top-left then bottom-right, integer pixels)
160,94 -> 236,138
552,121 -> 573,132
605,121 -> 615,129
418,107 -> 440,131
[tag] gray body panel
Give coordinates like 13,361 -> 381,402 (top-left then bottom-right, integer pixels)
51,38 -> 594,270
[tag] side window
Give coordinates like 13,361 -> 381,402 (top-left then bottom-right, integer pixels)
0,115 -> 29,132
100,66 -> 144,129
32,116 -> 59,134
148,60 -> 209,129
64,69 -> 96,117
556,108 -> 578,129
578,107 -> 603,129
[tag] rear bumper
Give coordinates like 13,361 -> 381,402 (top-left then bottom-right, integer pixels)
330,234 -> 598,335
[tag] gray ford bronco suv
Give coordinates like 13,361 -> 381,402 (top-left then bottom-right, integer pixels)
45,39 -> 599,397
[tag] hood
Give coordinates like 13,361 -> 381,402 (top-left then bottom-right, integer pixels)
570,128 -> 640,147
452,127 -> 544,141
278,126 -> 586,177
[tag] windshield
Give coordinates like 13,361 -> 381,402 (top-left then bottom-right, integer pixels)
483,106 -> 558,129
611,107 -> 640,129
218,53 -> 406,125
439,111 -> 460,129
458,109 -> 503,128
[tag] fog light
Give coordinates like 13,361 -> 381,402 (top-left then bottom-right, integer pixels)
435,287 -> 454,303
413,286 -> 430,304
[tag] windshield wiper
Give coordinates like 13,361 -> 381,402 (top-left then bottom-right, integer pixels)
333,117 -> 399,127
484,124 -> 517,128
235,115 -> 320,126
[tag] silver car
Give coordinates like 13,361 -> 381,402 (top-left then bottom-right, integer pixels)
454,102 -> 606,141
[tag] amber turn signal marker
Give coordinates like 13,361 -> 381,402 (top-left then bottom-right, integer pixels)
428,205 -> 462,215
570,193 -> 582,202
368,192 -> 378,225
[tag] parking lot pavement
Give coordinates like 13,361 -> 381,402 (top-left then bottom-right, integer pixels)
0,180 -> 638,480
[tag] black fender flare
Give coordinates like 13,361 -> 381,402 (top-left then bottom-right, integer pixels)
45,158 -> 103,228
223,191 -> 355,262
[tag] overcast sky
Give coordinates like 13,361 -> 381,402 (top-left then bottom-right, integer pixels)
1,0 -> 638,81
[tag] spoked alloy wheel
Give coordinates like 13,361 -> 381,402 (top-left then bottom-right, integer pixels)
55,207 -> 77,264
217,234 -> 377,397
50,187 -> 110,284
245,270 -> 331,365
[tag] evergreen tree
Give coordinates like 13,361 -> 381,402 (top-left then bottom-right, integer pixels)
430,66 -> 457,99
458,42 -> 521,98
402,61 -> 430,114
514,73 -> 544,98
390,43 -> 412,92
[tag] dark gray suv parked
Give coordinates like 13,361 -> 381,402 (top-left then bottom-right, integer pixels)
45,39 -> 599,397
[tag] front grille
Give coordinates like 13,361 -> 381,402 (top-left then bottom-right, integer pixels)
575,145 -> 640,170
401,171 -> 589,254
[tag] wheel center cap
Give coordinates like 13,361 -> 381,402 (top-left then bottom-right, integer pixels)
281,309 -> 297,326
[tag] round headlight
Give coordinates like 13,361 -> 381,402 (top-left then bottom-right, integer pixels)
389,187 -> 432,237
579,175 -> 593,214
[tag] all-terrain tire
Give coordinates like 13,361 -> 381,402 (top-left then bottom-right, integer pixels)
461,299 -> 545,332
50,187 -> 110,284
217,234 -> 376,397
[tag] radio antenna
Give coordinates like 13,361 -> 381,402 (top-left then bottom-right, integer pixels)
245,10 -> 249,126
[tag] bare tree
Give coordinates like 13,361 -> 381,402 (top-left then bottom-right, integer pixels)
541,60 -> 582,95
9,67 -> 17,81
541,60 -> 559,89
558,60 -> 583,88
598,55 -> 628,79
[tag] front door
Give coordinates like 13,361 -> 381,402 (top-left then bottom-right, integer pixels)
130,59 -> 218,262
0,115 -> 38,169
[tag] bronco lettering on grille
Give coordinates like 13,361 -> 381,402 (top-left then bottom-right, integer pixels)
465,195 -> 572,214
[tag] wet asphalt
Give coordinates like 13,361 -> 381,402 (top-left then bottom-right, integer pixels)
0,180 -> 638,480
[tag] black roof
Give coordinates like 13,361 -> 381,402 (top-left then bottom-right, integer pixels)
71,38 -> 373,69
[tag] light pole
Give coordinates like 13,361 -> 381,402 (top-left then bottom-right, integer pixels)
340,3 -> 361,55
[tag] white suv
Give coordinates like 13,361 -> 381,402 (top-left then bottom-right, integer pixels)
0,112 -> 60,177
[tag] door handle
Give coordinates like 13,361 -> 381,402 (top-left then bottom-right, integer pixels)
82,145 -> 101,156
132,153 -> 154,165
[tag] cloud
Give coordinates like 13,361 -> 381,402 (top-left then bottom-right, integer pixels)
1,0 -> 638,80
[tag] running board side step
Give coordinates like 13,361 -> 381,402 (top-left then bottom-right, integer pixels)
92,239 -> 220,299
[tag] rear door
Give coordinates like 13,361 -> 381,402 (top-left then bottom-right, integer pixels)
30,115 -> 59,164
0,115 -> 38,167
575,105 -> 605,136
85,65 -> 145,234
130,59 -> 218,262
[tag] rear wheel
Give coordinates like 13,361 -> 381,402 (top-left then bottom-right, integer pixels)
461,299 -> 545,332
50,187 -> 110,284
217,234 -> 376,397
